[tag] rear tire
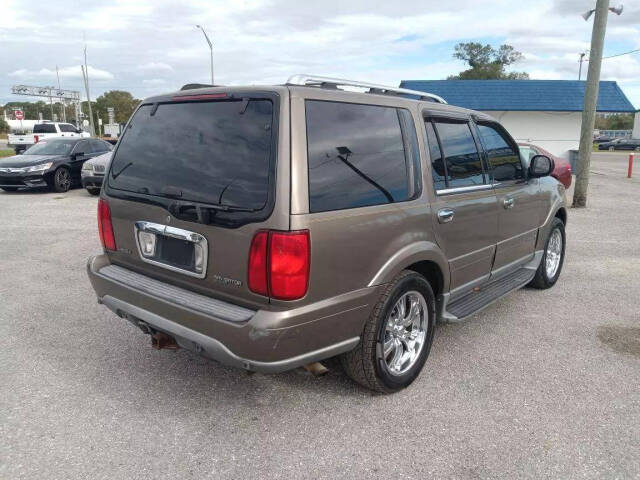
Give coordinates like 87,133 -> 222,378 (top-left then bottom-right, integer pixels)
87,187 -> 100,196
50,167 -> 71,193
340,270 -> 436,393
529,218 -> 565,289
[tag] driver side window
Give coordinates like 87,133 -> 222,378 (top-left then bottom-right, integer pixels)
477,123 -> 523,182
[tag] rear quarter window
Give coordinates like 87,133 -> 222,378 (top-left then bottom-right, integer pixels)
305,100 -> 421,213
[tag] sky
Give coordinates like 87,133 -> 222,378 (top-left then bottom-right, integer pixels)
1,0 -> 639,108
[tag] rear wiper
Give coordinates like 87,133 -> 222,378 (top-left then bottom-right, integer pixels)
111,161 -> 133,179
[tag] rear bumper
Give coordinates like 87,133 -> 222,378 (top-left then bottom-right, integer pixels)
87,254 -> 378,373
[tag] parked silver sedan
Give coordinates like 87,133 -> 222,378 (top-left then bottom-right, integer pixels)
81,151 -> 112,195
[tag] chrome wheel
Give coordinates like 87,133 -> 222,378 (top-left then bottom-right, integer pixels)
382,291 -> 428,376
545,228 -> 563,279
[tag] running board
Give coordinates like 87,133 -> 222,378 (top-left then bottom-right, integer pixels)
443,267 -> 536,321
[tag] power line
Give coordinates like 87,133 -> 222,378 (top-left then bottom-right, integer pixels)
585,48 -> 640,61
603,48 -> 640,59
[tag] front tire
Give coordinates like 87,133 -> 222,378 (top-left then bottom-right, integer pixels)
86,187 -> 100,196
529,217 -> 566,289
340,270 -> 436,393
50,167 -> 71,193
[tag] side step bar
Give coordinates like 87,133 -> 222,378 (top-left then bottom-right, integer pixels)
441,253 -> 542,322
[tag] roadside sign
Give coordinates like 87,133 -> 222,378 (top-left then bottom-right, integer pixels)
14,110 -> 24,120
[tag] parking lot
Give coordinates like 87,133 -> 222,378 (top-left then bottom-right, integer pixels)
1,153 -> 638,479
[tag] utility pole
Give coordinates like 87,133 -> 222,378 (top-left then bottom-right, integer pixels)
56,65 -> 67,123
573,0 -> 610,208
196,25 -> 214,85
578,52 -> 586,80
82,42 -> 96,136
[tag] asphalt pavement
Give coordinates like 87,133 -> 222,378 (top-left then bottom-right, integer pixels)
1,152 -> 639,479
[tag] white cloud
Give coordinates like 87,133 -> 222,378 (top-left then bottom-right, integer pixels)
8,66 -> 114,81
0,0 -> 639,107
142,78 -> 167,85
138,62 -> 173,72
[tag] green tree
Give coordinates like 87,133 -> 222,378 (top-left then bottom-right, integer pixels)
448,43 -> 529,80
0,117 -> 9,134
595,113 -> 633,130
94,90 -> 140,125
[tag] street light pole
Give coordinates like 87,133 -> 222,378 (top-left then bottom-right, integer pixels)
573,0 -> 616,208
578,52 -> 586,80
196,25 -> 214,85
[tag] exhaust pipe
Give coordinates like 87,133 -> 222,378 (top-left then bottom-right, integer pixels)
151,332 -> 180,350
304,362 -> 329,376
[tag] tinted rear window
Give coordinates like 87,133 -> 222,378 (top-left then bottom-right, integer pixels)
33,124 -> 57,134
108,99 -> 275,210
306,101 -> 420,213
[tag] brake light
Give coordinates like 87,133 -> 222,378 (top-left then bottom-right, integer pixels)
34,135 -> 39,143
97,198 -> 117,251
248,231 -> 268,296
171,93 -> 228,101
248,230 -> 310,300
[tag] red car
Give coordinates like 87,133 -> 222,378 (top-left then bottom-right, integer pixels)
518,142 -> 572,189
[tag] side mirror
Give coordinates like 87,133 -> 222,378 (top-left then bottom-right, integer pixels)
75,128 -> 83,134
529,154 -> 554,178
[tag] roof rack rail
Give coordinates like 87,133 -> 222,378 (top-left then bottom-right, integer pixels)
286,74 -> 447,104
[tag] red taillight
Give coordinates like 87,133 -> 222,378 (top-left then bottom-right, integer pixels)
248,231 -> 269,296
34,135 -> 39,143
97,198 -> 117,251
171,93 -> 228,101
248,230 -> 310,300
269,231 -> 310,300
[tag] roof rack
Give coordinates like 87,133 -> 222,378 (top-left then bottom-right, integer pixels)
286,74 -> 447,104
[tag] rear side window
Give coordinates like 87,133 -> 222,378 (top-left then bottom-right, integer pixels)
33,124 -> 56,134
306,101 -> 420,213
433,121 -> 484,188
477,124 -> 523,182
59,124 -> 77,133
108,98 -> 275,211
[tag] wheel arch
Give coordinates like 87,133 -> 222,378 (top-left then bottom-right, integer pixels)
367,241 -> 449,295
555,206 -> 567,226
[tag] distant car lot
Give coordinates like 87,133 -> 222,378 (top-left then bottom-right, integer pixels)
598,137 -> 640,151
1,151 -> 638,478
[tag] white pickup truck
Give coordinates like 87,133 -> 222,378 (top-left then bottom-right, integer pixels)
8,122 -> 90,154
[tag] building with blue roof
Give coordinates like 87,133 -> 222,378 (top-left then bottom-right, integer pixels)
399,79 -> 636,158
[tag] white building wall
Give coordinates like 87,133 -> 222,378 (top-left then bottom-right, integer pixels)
481,110 -> 582,159
633,111 -> 640,139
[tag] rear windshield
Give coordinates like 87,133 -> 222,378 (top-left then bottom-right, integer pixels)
107,98 -> 275,210
33,124 -> 57,134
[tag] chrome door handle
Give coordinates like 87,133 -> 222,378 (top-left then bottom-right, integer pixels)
503,197 -> 515,209
437,208 -> 455,223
